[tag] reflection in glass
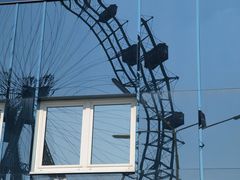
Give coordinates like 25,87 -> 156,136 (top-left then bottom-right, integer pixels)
42,106 -> 83,165
92,104 -> 130,164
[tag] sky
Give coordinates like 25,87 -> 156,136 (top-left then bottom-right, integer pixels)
0,0 -> 240,180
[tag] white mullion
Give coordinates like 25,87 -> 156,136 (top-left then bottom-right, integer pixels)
87,103 -> 94,166
79,103 -> 91,167
130,102 -> 136,166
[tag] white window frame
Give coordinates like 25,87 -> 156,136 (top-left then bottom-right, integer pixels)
0,102 -> 5,141
0,101 -> 5,158
31,96 -> 136,174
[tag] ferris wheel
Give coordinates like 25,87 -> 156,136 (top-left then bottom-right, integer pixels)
61,0 -> 184,179
0,0 -> 184,179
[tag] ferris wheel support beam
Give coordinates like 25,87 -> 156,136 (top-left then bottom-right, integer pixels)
138,17 -> 184,179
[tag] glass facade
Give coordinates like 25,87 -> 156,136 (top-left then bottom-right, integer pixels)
0,0 -> 239,179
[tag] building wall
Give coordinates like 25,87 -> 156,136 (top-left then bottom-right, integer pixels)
0,0 -> 240,180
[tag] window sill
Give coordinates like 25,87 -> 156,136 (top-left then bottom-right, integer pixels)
30,164 -> 135,174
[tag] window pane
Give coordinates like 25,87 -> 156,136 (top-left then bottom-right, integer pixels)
92,104 -> 131,164
42,106 -> 83,165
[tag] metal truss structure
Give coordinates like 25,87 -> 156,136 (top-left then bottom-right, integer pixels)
61,0 -> 184,179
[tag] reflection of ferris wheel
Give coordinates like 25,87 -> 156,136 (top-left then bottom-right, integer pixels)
62,0 -> 184,179
0,0 -> 184,179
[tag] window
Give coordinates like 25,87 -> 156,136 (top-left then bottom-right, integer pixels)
31,95 -> 136,174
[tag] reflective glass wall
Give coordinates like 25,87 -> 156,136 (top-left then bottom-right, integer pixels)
200,0 -> 240,179
0,0 -> 240,180
140,0 -> 199,179
0,0 -> 139,179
